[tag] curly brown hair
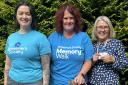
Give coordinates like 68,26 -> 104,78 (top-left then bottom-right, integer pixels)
55,3 -> 82,33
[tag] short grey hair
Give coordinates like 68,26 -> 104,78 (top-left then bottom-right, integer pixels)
92,16 -> 115,41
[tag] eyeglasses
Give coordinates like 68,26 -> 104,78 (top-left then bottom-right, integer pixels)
96,26 -> 109,30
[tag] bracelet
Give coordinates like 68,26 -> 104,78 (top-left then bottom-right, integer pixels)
80,73 -> 84,77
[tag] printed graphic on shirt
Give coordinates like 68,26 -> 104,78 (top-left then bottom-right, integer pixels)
7,42 -> 28,54
15,42 -> 21,47
56,46 -> 82,59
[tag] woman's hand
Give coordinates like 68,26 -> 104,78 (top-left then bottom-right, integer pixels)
74,73 -> 85,85
73,60 -> 91,85
100,55 -> 115,63
92,53 -> 100,63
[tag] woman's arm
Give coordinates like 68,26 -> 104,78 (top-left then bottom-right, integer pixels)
41,54 -> 50,85
112,41 -> 128,70
74,60 -> 92,85
4,55 -> 11,85
74,34 -> 94,84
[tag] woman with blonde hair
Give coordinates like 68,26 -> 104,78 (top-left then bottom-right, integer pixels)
89,16 -> 128,85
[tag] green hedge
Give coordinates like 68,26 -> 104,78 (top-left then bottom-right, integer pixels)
0,0 -> 128,84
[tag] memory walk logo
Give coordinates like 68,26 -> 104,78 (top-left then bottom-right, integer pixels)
56,46 -> 82,59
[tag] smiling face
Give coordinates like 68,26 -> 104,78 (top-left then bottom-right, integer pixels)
96,20 -> 110,42
16,5 -> 32,28
63,10 -> 75,33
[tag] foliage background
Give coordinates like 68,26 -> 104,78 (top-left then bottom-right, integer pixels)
0,0 -> 128,84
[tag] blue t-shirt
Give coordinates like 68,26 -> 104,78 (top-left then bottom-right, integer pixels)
48,32 -> 94,85
5,30 -> 51,83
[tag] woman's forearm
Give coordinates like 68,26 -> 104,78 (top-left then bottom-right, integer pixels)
79,60 -> 92,76
41,54 -> 50,85
4,70 -> 9,85
4,56 -> 11,85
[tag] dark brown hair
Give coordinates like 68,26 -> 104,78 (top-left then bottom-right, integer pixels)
55,3 -> 82,33
15,1 -> 37,29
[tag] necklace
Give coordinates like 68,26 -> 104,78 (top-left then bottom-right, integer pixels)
96,39 -> 111,53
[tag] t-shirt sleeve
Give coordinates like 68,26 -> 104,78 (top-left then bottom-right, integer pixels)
4,37 -> 9,55
38,34 -> 51,56
48,32 -> 55,44
83,33 -> 94,60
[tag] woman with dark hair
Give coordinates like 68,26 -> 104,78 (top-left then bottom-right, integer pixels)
48,3 -> 94,85
4,1 -> 51,85
14,2 -> 36,29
